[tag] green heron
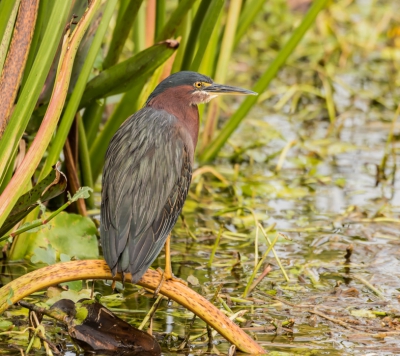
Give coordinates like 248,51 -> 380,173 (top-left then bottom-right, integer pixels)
101,71 -> 256,283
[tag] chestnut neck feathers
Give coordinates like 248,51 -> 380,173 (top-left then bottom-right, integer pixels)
146,85 -> 199,149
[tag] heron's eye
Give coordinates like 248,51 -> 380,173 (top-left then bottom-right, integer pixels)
194,81 -> 202,89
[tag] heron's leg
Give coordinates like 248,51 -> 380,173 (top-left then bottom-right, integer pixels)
154,236 -> 186,296
164,235 -> 173,280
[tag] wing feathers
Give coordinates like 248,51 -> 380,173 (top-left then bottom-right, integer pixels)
100,107 -> 193,282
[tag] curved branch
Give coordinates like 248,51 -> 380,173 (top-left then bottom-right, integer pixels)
0,260 -> 265,354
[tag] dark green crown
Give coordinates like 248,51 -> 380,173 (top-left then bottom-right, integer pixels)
147,71 -> 213,103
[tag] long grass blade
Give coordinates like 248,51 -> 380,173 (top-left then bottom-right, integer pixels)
199,0 -> 330,162
171,12 -> 191,73
156,0 -> 197,41
202,0 -> 242,147
242,232 -> 279,298
79,41 -> 179,109
0,0 -> 21,74
0,0 -> 101,229
39,0 -> 118,181
0,0 -> 40,137
0,1 -> 72,186
20,0 -> 54,89
155,0 -> 166,39
0,0 -> 17,43
77,115 -> 94,209
89,80 -> 145,182
83,100 -> 105,144
180,0 -> 211,70
133,2 -> 145,54
233,0 -> 265,49
190,0 -> 224,72
103,0 -> 143,69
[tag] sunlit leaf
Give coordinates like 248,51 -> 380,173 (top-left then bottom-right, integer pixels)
13,212 -> 99,261
31,244 -> 57,265
69,186 -> 93,202
0,163 -> 66,237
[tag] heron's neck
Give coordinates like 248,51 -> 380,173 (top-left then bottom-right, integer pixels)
147,88 -> 199,149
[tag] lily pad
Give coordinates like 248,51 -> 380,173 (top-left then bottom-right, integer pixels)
14,212 -> 99,261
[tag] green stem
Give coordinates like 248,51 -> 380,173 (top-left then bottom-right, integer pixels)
82,99 -> 104,144
77,116 -> 94,209
242,233 -> 279,298
259,225 -> 289,282
138,294 -> 164,330
199,0 -> 330,162
207,226 -> 223,268
155,0 -> 166,40
0,201 -> 72,243
379,104 -> 400,174
132,2 -> 145,54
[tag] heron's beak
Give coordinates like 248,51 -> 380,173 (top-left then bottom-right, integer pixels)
203,83 -> 258,96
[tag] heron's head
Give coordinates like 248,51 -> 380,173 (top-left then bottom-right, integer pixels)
146,71 -> 257,107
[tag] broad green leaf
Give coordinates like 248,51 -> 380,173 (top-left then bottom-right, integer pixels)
60,253 -> 72,262
46,289 -> 92,306
60,280 -> 83,292
31,244 -> 57,265
13,212 -> 99,261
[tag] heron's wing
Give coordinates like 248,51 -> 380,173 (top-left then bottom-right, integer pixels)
100,107 -> 192,281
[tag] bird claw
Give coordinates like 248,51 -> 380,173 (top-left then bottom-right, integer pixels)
153,268 -> 187,297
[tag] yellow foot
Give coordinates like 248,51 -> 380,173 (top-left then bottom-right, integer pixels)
153,268 -> 187,296
157,267 -> 187,285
